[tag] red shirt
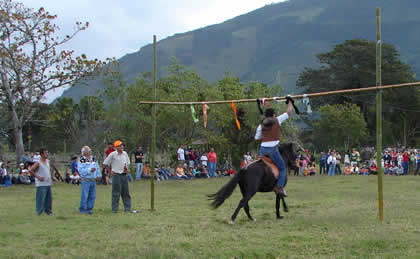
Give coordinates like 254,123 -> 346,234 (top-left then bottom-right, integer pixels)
207,152 -> 217,163
402,153 -> 409,162
106,147 -> 115,157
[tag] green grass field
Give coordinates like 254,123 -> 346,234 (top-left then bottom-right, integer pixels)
1,175 -> 419,258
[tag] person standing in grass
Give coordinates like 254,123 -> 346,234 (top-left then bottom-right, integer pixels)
78,146 -> 102,215
103,140 -> 132,213
28,148 -> 53,215
207,148 -> 217,178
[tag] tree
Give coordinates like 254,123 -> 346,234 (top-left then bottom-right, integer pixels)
297,39 -> 420,146
312,103 -> 368,151
0,0 -> 111,161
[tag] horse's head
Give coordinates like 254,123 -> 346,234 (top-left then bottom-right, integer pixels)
278,143 -> 298,171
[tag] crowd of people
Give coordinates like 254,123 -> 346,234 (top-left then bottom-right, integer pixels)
315,147 -> 420,176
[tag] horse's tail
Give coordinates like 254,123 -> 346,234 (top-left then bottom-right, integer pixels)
207,170 -> 242,209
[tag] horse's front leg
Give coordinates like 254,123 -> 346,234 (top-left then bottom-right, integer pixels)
281,196 -> 289,212
276,194 -> 283,219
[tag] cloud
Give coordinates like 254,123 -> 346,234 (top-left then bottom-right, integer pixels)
19,0 -> 284,102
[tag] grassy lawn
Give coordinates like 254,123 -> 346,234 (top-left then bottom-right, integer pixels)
1,175 -> 419,258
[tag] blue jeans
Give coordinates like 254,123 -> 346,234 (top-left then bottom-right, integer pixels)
259,146 -> 286,187
127,173 -> 133,182
36,186 -> 52,215
79,180 -> 96,214
415,162 -> 420,175
328,164 -> 336,176
208,162 -> 216,177
402,161 -> 409,175
135,163 -> 143,180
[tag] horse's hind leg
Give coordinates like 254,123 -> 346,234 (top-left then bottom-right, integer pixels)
230,191 -> 256,224
240,184 -> 255,221
281,197 -> 289,212
276,194 -> 283,219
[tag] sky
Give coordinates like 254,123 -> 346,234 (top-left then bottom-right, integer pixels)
18,0 -> 286,102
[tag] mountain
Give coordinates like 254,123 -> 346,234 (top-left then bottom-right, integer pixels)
61,0 -> 420,101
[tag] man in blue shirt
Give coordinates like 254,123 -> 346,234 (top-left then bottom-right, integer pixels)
319,152 -> 326,175
78,146 -> 102,214
415,150 -> 420,176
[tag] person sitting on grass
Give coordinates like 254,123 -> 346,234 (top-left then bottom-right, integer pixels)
69,171 -> 81,185
192,165 -> 201,178
369,162 -> 378,175
175,163 -> 190,179
142,162 -> 151,179
344,163 -> 352,175
227,167 -> 235,176
307,163 -> 316,176
351,164 -> 359,175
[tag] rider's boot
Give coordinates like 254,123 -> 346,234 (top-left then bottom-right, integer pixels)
274,186 -> 287,197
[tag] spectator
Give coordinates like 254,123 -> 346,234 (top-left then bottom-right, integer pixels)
227,167 -> 235,176
175,163 -> 190,179
351,164 -> 359,175
319,152 -> 327,175
0,162 -> 11,186
69,171 -> 81,185
104,143 -> 115,158
344,163 -> 352,175
307,163 -> 316,176
19,169 -> 31,185
207,148 -> 217,178
78,146 -> 102,214
103,140 -> 132,213
369,162 -> 378,175
344,150 -> 350,165
415,150 -> 420,176
200,152 -> 208,168
71,156 -> 79,175
142,162 -> 151,179
350,148 -> 359,167
20,150 -> 32,165
177,144 -> 185,165
32,152 -> 41,162
134,146 -> 144,181
335,152 -> 342,175
327,151 -> 336,176
402,150 -> 409,175
28,148 -> 53,216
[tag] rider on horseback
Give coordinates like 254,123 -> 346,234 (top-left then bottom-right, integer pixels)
254,97 -> 293,197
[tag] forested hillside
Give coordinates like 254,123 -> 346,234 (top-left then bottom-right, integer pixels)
61,0 -> 420,101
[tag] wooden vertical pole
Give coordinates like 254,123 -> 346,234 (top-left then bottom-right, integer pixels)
376,7 -> 384,221
151,35 -> 157,211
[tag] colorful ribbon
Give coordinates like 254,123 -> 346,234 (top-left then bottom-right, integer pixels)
203,104 -> 209,128
262,98 -> 270,107
231,101 -> 241,130
190,104 -> 199,123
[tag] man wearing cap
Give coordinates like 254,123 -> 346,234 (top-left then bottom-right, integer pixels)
103,140 -> 132,213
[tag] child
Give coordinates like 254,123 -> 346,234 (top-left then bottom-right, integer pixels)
344,163 -> 352,175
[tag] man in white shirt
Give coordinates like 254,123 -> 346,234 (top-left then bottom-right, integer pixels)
103,140 -> 131,213
327,151 -> 337,176
255,98 -> 293,197
177,144 -> 185,164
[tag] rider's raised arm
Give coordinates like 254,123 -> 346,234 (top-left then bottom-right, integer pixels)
255,124 -> 262,140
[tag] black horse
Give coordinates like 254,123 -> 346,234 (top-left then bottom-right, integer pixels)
208,143 -> 298,224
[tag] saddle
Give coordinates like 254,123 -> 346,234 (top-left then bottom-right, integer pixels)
254,155 -> 279,179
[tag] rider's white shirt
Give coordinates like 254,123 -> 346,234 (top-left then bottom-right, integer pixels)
254,113 -> 289,147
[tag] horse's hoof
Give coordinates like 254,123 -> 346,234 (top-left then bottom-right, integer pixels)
277,216 -> 284,219
228,220 -> 235,225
